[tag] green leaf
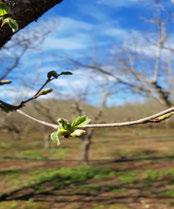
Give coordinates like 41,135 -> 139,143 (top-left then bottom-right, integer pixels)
2,17 -> 18,32
71,115 -> 90,128
58,129 -> 70,138
57,118 -> 71,130
0,2 -> 10,16
50,131 -> 60,146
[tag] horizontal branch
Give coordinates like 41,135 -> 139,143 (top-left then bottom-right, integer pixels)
17,110 -> 57,129
17,107 -> 174,130
84,107 -> 174,128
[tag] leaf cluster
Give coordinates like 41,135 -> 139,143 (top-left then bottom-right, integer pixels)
51,115 -> 90,146
0,1 -> 18,32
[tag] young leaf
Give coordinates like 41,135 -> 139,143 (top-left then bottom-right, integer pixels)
2,17 -> 18,32
57,118 -> 71,130
0,2 -> 10,16
50,131 -> 60,146
58,129 -> 70,138
71,115 -> 90,128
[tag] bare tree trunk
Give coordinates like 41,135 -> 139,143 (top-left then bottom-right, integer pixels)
81,129 -> 94,163
72,84 -> 110,163
81,134 -> 92,163
150,80 -> 172,108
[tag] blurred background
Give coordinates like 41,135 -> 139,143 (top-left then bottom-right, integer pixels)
0,0 -> 174,209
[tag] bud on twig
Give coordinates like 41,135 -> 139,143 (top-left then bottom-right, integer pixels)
70,129 -> 86,137
37,88 -> 53,96
47,71 -> 59,79
0,80 -> 12,85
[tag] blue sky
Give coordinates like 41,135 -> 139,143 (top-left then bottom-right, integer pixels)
0,0 -> 174,106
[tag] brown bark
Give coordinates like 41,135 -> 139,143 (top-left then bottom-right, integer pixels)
0,0 -> 63,48
81,131 -> 93,163
150,80 -> 172,108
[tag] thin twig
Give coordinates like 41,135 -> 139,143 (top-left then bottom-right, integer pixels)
17,110 -> 57,129
0,71 -> 71,112
84,107 -> 174,128
17,107 -> 174,130
0,77 -> 53,111
19,77 -> 53,107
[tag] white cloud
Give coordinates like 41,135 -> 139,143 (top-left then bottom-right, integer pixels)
103,26 -> 170,58
42,33 -> 89,51
104,27 -> 131,39
41,16 -> 93,52
52,69 -> 91,90
58,16 -> 92,32
0,86 -> 36,103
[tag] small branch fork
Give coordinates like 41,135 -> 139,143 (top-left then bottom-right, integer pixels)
17,107 -> 174,130
0,71 -> 71,112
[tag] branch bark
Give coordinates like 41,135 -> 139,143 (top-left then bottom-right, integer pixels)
0,0 -> 63,48
16,107 -> 174,129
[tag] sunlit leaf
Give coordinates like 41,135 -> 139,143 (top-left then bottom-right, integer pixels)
71,115 -> 90,128
0,2 -> 10,16
2,17 -> 19,32
50,131 -> 60,146
57,118 -> 71,130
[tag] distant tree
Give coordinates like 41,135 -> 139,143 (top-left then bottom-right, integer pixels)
71,0 -> 174,108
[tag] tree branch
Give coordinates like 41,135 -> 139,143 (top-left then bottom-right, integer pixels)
16,107 -> 174,130
0,0 -> 63,48
0,71 -> 71,112
17,109 -> 57,129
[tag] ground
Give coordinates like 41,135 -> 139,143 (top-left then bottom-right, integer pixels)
0,127 -> 174,209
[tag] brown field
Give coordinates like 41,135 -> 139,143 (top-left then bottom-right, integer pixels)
0,124 -> 174,209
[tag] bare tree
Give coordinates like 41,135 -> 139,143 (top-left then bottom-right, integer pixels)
0,112 -> 21,139
0,22 -> 50,80
32,101 -> 57,149
71,81 -> 112,163
0,20 -> 54,139
70,0 -> 174,108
